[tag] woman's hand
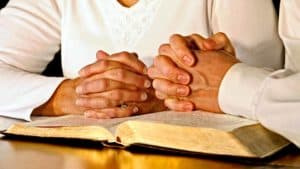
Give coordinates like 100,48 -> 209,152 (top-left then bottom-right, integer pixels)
32,78 -> 85,116
76,51 -> 167,118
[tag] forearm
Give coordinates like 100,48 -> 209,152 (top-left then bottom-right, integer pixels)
0,61 -> 65,120
255,70 -> 300,147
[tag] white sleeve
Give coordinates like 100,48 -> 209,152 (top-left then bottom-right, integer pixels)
212,0 -> 283,69
255,70 -> 300,147
0,0 -> 65,120
219,0 -> 300,147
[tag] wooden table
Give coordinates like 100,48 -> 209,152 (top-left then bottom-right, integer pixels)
1,137 -> 300,169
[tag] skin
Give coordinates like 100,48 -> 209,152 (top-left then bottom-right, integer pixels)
33,33 -> 235,117
33,51 -> 167,118
33,78 -> 84,116
148,33 -> 239,113
117,0 -> 139,8
33,0 -> 234,117
77,51 -> 167,118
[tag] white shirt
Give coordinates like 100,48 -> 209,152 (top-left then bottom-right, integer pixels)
219,0 -> 300,147
0,0 -> 284,136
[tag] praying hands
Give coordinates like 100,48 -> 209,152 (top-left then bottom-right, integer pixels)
149,33 -> 239,113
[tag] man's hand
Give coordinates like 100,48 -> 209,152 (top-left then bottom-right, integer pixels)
168,32 -> 235,66
76,51 -> 166,118
148,33 -> 238,112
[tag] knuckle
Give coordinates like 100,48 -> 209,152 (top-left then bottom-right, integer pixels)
158,44 -> 170,54
112,68 -> 126,80
170,34 -> 181,41
120,51 -> 132,59
216,32 -> 227,41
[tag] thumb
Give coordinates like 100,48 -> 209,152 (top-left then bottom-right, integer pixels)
204,32 -> 235,56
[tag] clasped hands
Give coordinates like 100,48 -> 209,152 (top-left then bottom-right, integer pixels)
33,32 -> 239,118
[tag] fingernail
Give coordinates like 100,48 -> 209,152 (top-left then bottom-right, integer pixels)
182,55 -> 193,66
176,87 -> 188,96
133,106 -> 139,114
76,86 -> 83,94
76,99 -> 84,106
144,80 -> 151,88
177,74 -> 189,84
141,92 -> 148,101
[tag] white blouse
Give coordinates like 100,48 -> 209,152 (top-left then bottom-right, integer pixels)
0,0 -> 288,142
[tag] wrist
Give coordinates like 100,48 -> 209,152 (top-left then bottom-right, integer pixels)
32,79 -> 77,116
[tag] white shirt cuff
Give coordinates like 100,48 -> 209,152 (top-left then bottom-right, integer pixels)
0,77 -> 65,121
218,63 -> 272,120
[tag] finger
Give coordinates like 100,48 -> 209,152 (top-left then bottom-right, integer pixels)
96,50 -> 110,60
106,51 -> 147,75
95,89 -> 148,102
148,66 -> 175,83
84,110 -> 111,119
76,97 -> 120,109
153,79 -> 190,97
153,55 -> 191,85
155,90 -> 168,100
84,68 -> 151,89
79,60 -> 135,77
76,78 -> 138,95
169,34 -> 196,66
164,99 -> 194,112
147,66 -> 164,80
89,105 -> 139,118
205,32 -> 235,56
187,34 -> 207,51
158,44 -> 176,57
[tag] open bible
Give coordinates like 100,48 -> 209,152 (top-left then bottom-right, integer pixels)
3,111 -> 289,158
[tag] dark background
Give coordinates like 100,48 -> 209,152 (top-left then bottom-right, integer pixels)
0,0 -> 281,77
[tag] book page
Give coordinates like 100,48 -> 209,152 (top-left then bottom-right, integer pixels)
0,116 -> 48,131
27,110 -> 257,132
131,111 -> 257,132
